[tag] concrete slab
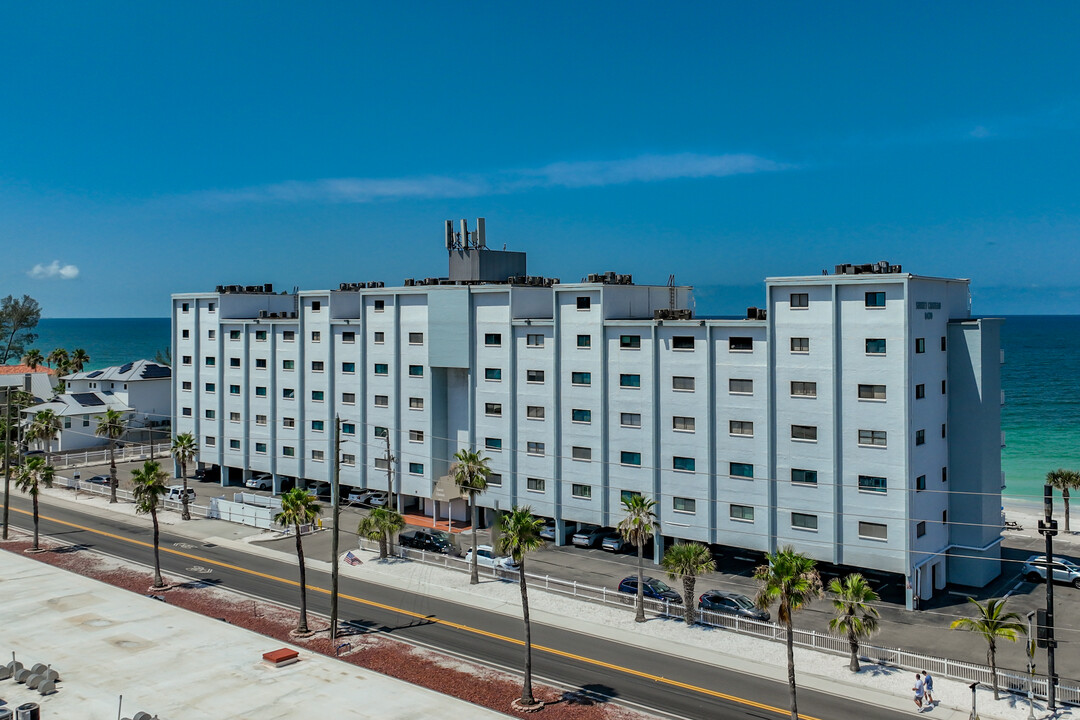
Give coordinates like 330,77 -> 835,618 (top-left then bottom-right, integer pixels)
0,550 -> 508,720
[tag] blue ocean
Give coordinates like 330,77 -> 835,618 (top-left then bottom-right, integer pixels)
19,316 -> 1079,501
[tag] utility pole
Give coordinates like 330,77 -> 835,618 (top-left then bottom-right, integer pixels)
384,434 -> 395,554
330,416 -> 342,641
2,388 -> 12,540
1038,483 -> 1058,711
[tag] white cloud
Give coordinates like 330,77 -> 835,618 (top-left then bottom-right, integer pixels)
28,260 -> 80,280
195,152 -> 790,206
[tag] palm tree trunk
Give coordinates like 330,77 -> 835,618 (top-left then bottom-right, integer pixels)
635,542 -> 646,623
989,644 -> 999,700
786,617 -> 799,720
1064,489 -> 1071,534
109,440 -> 118,504
32,491 -> 40,550
519,558 -> 536,706
378,532 -> 387,559
848,631 -> 860,672
683,576 -> 696,625
181,460 -> 191,520
150,506 -> 164,589
296,527 -> 309,633
470,497 -> 479,585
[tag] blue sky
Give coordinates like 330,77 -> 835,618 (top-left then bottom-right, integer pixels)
2,2 -> 1078,317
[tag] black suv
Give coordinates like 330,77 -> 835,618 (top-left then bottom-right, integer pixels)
193,466 -> 220,482
698,591 -> 770,621
398,530 -> 454,554
617,576 -> 683,603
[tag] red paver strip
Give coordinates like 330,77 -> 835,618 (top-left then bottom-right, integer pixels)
262,648 -> 300,664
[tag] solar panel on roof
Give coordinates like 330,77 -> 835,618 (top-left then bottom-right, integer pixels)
71,393 -> 105,407
140,364 -> 171,379
87,370 -> 103,378
118,363 -> 134,375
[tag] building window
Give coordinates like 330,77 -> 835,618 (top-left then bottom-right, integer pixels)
792,469 -> 817,485
255,442 -> 267,454
915,384 -> 925,399
621,413 -> 641,428
791,381 -> 817,397
527,477 -> 545,492
572,484 -> 592,499
571,371 -> 591,385
621,490 -> 642,504
342,454 -> 356,466
916,475 -> 926,491
342,331 -> 355,343
572,446 -> 592,461
374,300 -> 385,312
374,395 -> 388,407
576,296 -> 591,310
941,336 -> 947,351
730,462 -> 754,479
485,402 -> 502,417
865,291 -> 886,308
942,380 -> 947,395
858,384 -> 886,400
207,302 -> 215,313
311,390 -> 325,402
311,361 -> 324,372
312,420 -> 325,431
729,337 -> 753,351
572,409 -> 592,423
374,363 -> 388,375
674,416 -> 697,432
484,333 -> 501,346
222,437 -> 237,450
791,425 -> 818,441
205,436 -> 216,447
283,330 -> 295,342
858,429 -> 887,447
916,429 -> 925,446
205,382 -> 216,393
858,475 -> 887,493
374,458 -> 388,470
229,384 -> 240,395
409,463 -> 424,475
409,430 -> 424,442
311,331 -> 321,343
858,522 -> 887,540
526,334 -> 544,347
205,409 -> 216,419
527,442 -> 545,456
254,330 -> 267,342
342,362 -> 356,374
915,338 -> 926,354
282,446 -> 295,457
485,437 -> 502,451
487,473 -> 502,487
792,512 -> 818,530
673,497 -> 696,514
942,423 -> 947,438
790,337 -> 809,353
526,369 -> 545,383
673,456 -> 696,473
620,335 -> 641,349
408,332 -> 423,345
526,406 -> 545,419
620,374 -> 641,388
729,378 -> 753,395
672,376 -> 695,392
182,407 -> 192,417
229,357 -> 242,368
790,293 -> 809,308
283,417 -> 296,428
181,302 -> 189,312
374,426 -> 388,438
182,381 -> 192,391
182,329 -> 190,339
342,423 -> 355,435
917,521 -> 926,538
729,420 -> 752,436
282,359 -> 294,370
311,300 -> 321,312
577,334 -> 591,348
255,358 -> 267,369
409,397 -> 424,409
672,336 -> 695,350
485,368 -> 502,381
621,451 -> 642,466
866,338 -> 886,354
182,355 -> 192,365
731,504 -> 755,522
408,365 -> 424,377
312,450 -> 325,462
374,332 -> 384,344
205,356 -> 216,367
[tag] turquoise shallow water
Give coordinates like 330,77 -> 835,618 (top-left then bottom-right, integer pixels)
10,316 -> 1077,501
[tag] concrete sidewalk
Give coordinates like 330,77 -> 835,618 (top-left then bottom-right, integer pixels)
0,549 -> 509,720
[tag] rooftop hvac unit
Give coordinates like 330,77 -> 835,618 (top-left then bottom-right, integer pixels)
619,274 -> 633,284
15,703 -> 39,720
425,277 -> 440,285
404,278 -> 415,287
890,264 -> 902,273
289,312 -> 297,318
746,306 -> 759,320
215,285 -> 225,293
587,273 -> 601,283
263,283 -> 272,293
0,707 -> 12,719
258,310 -> 269,319
604,271 -> 616,282
756,308 -> 767,320
339,283 -> 350,291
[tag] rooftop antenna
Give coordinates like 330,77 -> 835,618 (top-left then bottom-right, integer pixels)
460,219 -> 469,248
667,274 -> 676,311
476,217 -> 486,248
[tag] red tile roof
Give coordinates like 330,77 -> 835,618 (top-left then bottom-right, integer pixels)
0,364 -> 55,376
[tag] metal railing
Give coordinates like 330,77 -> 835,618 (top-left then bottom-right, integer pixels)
359,538 -> 1080,707
49,442 -> 172,469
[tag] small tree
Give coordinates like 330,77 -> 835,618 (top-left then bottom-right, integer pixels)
754,546 -> 822,720
21,349 -> 43,370
827,573 -> 880,672
69,348 -> 90,372
274,488 -> 322,634
46,348 -> 68,372
950,597 -> 1026,700
357,507 -> 406,559
95,409 -> 127,504
617,494 -> 657,623
28,409 -> 62,464
1046,469 -> 1080,534
15,456 -> 54,550
661,542 -> 716,625
170,432 -> 198,520
131,460 -> 169,589
496,506 -> 545,708
452,448 -> 491,584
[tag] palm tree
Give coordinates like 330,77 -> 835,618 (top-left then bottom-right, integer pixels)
661,542 -> 716,625
356,507 -> 406,559
827,573 -> 881,672
274,488 -> 323,634
452,448 -> 491,584
1046,468 -> 1080,534
170,432 -> 197,520
131,460 -> 169,589
46,348 -> 68,371
21,349 -> 43,370
496,506 -> 545,709
27,409 -> 62,464
15,457 -> 54,551
754,546 -> 823,720
950,597 -> 1026,700
617,493 -> 657,622
69,348 -> 90,372
95,409 -> 127,504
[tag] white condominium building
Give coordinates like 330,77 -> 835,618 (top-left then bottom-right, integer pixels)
172,220 -> 1003,608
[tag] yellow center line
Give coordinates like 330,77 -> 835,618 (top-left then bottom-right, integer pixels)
13,507 -> 822,720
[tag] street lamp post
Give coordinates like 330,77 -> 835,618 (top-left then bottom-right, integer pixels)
1026,611 -> 1036,720
1038,483 -> 1058,712
968,681 -> 979,720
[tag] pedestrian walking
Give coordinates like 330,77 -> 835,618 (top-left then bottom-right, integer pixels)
912,673 -> 924,712
922,670 -> 934,705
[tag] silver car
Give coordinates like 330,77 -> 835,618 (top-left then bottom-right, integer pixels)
1022,555 -> 1080,588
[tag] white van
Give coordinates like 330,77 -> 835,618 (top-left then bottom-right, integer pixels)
165,485 -> 196,502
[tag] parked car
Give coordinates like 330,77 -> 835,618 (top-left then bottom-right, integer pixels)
348,490 -> 387,507
165,485 -> 196,502
617,576 -> 683,603
600,533 -> 626,553
571,525 -> 606,548
698,591 -> 770,621
1022,555 -> 1080,588
193,466 -> 220,482
86,474 -> 112,486
245,473 -> 272,490
309,482 -> 332,499
539,521 -> 558,541
398,529 -> 453,554
465,544 -> 519,570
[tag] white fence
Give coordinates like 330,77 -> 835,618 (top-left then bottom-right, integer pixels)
52,442 -> 172,469
210,497 -> 277,529
365,539 -> 1080,707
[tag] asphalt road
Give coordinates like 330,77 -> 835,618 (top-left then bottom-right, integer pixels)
6,496 -> 915,720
